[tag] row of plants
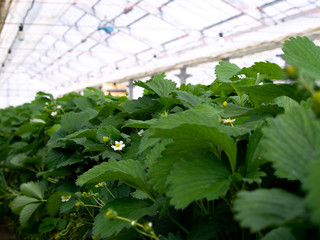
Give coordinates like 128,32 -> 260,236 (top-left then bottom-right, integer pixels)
0,36 -> 320,239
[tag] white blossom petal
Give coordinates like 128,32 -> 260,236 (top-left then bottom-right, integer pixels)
61,195 -> 71,202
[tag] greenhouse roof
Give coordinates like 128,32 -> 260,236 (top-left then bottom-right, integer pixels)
1,0 -> 320,107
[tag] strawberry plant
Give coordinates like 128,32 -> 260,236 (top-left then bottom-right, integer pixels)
0,36 -> 320,239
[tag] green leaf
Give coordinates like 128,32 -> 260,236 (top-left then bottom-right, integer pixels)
97,124 -> 121,143
137,129 -> 161,154
73,96 -> 95,110
120,95 -> 161,116
282,36 -> 320,80
167,152 -> 230,209
46,149 -> 82,169
122,119 -> 157,129
238,84 -> 298,104
262,106 -> 320,181
56,219 -> 68,230
157,96 -> 180,110
303,158 -> 320,225
135,73 -> 177,97
150,104 -> 222,129
175,90 -> 203,108
215,61 -> 241,82
144,139 -> 171,167
38,217 -> 59,233
93,198 -> 158,238
99,115 -> 126,129
95,102 -> 116,119
150,103 -> 222,129
8,153 -> 28,168
244,127 -> 268,182
76,159 -> 151,198
148,155 -> 176,193
19,202 -> 42,226
83,108 -> 98,119
15,123 -> 37,138
11,196 -> 39,214
234,189 -> 307,232
47,128 -> 68,148
83,140 -> 106,152
61,112 -> 90,134
274,96 -> 300,113
262,227 -> 297,240
252,61 -> 282,79
151,124 -> 237,173
131,190 -> 148,200
149,104 -> 238,172
223,103 -> 284,118
101,149 -> 122,160
83,87 -> 106,100
242,171 -> 266,184
20,182 -> 44,200
47,192 -> 77,216
209,82 -> 235,95
64,129 -> 97,140
47,124 -> 61,136
60,197 -> 78,214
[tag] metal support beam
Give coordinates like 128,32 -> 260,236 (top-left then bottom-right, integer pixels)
0,0 -> 13,34
175,66 -> 191,85
127,79 -> 133,99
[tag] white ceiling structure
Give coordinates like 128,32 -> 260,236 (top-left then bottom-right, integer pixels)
1,0 -> 320,108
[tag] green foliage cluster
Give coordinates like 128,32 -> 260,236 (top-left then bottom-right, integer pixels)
1,36 -> 320,240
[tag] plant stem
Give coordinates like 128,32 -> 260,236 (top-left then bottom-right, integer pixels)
84,204 -> 102,208
84,205 -> 96,221
134,227 -> 159,240
231,181 -> 240,192
92,196 -> 105,206
116,216 -> 159,240
102,190 -> 109,202
299,72 -> 315,95
104,186 -> 116,199
164,211 -> 189,234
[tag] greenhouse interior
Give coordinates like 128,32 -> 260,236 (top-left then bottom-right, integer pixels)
1,0 -> 320,239
0,0 -> 319,107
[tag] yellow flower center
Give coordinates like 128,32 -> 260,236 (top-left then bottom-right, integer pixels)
62,196 -> 69,200
223,101 -> 228,107
115,143 -> 121,148
226,118 -> 232,122
106,210 -> 112,218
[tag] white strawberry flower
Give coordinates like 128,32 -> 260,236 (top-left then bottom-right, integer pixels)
111,141 -> 125,151
223,118 -> 235,127
223,118 -> 235,123
61,195 -> 71,202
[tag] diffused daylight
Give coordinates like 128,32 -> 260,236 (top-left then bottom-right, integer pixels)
1,1 -> 320,240
1,0 -> 320,108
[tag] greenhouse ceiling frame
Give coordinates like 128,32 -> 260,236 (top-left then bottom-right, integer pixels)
0,0 -> 320,105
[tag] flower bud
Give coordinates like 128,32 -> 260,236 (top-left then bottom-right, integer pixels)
105,209 -> 118,220
143,222 -> 153,232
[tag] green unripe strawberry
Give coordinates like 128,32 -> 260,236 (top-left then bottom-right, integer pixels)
312,91 -> 320,117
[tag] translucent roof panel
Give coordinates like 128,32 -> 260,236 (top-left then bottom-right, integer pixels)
162,0 -> 241,30
1,0 -> 320,108
130,14 -> 186,48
